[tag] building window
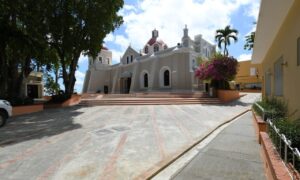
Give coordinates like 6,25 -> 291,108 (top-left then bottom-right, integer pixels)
144,73 -> 148,88
250,67 -> 256,76
297,37 -> 300,66
99,57 -> 102,63
265,71 -> 271,96
107,58 -> 110,64
274,57 -> 283,96
127,56 -> 129,64
154,45 -> 159,52
144,46 -> 148,54
131,55 -> 133,62
164,45 -> 167,49
164,70 -> 170,86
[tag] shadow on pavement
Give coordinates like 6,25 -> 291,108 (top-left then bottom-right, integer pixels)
0,106 -> 83,147
225,99 -> 253,107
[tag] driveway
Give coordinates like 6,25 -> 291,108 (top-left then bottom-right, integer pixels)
0,93 -> 260,180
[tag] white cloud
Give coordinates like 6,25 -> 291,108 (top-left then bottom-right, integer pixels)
246,0 -> 260,20
75,70 -> 85,79
107,0 -> 260,63
78,53 -> 88,64
111,49 -> 124,64
104,33 -> 115,42
115,35 -> 130,50
238,53 -> 252,61
74,70 -> 85,93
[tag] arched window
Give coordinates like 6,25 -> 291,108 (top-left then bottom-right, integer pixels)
164,70 -> 170,86
144,73 -> 148,88
154,45 -> 159,52
144,46 -> 148,54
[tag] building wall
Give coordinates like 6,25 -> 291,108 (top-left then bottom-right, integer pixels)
89,49 -> 112,70
261,1 -> 300,119
235,60 -> 263,89
84,49 -> 200,93
121,47 -> 140,65
23,72 -> 44,98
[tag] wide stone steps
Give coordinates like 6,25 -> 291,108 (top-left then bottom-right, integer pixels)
79,97 -> 221,106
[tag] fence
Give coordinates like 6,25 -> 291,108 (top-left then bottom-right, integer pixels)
254,102 -> 300,178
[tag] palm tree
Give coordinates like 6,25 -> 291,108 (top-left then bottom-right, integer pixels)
244,32 -> 255,51
215,25 -> 238,56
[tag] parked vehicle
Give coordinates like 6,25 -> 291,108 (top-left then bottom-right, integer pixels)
0,100 -> 12,127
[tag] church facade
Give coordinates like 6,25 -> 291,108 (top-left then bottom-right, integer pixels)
82,26 -> 215,94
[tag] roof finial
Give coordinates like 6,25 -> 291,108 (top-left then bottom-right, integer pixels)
185,24 -> 187,29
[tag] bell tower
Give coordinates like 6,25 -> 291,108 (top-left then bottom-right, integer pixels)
152,29 -> 159,38
182,25 -> 190,48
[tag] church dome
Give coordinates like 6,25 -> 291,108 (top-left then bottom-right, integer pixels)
144,29 -> 168,54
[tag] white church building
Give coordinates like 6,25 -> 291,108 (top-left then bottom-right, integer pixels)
82,26 -> 215,94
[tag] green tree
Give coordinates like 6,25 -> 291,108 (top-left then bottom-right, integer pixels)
0,0 -> 50,99
244,32 -> 255,51
215,25 -> 238,56
44,74 -> 61,95
46,0 -> 124,94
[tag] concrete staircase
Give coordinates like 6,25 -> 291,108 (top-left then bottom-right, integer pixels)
79,92 -> 221,106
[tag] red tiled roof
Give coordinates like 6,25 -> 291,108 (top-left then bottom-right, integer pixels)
146,38 -> 166,46
102,46 -> 109,50
147,38 -> 157,46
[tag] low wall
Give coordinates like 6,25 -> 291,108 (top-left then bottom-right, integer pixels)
217,90 -> 240,102
260,132 -> 292,180
43,96 -> 52,101
62,94 -> 81,106
252,110 -> 267,143
12,104 -> 44,116
44,94 -> 81,109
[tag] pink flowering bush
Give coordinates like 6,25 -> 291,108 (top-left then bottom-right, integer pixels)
195,56 -> 238,89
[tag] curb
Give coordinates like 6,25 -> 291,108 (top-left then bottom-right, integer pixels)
146,109 -> 251,180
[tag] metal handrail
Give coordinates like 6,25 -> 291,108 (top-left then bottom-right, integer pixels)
255,102 -> 300,177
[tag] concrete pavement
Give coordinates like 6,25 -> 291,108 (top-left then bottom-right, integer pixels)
0,93 -> 261,179
173,111 -> 266,180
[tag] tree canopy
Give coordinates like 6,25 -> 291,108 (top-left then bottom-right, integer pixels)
0,0 -> 124,99
215,25 -> 238,56
45,0 -> 123,94
244,32 -> 255,51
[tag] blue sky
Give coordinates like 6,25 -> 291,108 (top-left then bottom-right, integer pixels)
74,0 -> 260,93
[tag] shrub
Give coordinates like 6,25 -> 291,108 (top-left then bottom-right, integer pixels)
271,118 -> 300,171
8,97 -> 34,106
195,56 -> 238,89
253,97 -> 300,171
273,119 -> 300,149
252,97 -> 287,120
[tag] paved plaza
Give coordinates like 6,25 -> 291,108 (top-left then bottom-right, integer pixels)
0,93 -> 260,179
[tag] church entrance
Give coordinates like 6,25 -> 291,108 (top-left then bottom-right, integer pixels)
120,77 -> 131,94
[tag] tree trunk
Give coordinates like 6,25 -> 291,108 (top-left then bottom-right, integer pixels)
61,52 -> 80,95
0,45 -> 7,98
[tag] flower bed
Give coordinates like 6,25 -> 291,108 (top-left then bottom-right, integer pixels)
253,98 -> 300,178
217,90 -> 240,102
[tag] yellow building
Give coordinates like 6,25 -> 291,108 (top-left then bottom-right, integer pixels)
234,60 -> 262,91
252,0 -> 300,119
24,71 -> 44,99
